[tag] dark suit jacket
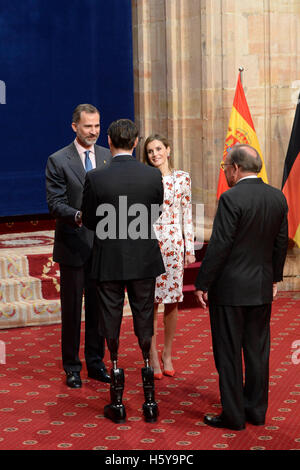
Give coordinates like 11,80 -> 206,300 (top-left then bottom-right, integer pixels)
46,142 -> 112,267
81,154 -> 165,282
195,178 -> 288,305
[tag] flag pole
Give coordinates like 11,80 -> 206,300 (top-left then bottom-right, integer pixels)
239,66 -> 244,86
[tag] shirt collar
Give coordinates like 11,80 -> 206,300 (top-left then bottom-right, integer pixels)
237,175 -> 258,183
74,138 -> 95,155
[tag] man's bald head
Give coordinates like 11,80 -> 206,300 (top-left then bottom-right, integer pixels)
227,144 -> 262,174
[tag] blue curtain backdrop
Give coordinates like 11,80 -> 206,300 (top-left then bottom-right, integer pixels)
0,0 -> 134,216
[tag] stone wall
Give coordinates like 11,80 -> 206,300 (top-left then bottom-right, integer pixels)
132,0 -> 300,290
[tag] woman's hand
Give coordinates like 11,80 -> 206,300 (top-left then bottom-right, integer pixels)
185,254 -> 196,266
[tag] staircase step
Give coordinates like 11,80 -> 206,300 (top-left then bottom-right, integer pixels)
195,242 -> 208,262
183,261 -> 201,285
0,276 -> 43,303
0,275 -> 59,303
0,239 -> 207,328
0,298 -> 61,329
183,283 -> 197,292
180,290 -> 199,309
0,254 -> 29,278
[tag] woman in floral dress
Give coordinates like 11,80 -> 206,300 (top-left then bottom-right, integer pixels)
143,134 -> 195,378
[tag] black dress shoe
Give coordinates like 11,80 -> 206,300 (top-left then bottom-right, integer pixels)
204,414 -> 245,431
66,371 -> 82,389
246,415 -> 265,426
247,418 -> 265,426
88,367 -> 111,383
104,404 -> 126,423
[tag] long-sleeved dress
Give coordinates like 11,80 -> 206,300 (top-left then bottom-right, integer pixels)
154,170 -> 195,304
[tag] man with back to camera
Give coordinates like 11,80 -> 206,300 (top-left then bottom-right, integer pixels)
194,144 -> 288,431
46,104 -> 111,388
81,118 -> 165,423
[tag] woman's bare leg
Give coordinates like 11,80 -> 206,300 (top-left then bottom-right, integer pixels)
162,303 -> 178,372
150,304 -> 162,375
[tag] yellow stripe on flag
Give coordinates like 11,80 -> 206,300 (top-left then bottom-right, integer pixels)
217,72 -> 268,199
226,109 -> 268,183
293,224 -> 300,247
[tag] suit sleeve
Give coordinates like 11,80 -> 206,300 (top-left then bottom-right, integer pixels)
45,155 -> 77,226
195,192 -> 240,291
158,173 -> 164,209
151,170 -> 164,224
81,173 -> 98,231
272,197 -> 289,282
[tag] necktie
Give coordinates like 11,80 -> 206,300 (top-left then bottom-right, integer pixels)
84,150 -> 93,172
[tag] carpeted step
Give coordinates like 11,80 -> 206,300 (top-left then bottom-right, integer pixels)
0,254 -> 29,278
194,241 -> 208,261
181,284 -> 199,309
0,298 -> 61,328
0,233 -> 206,328
182,261 -> 201,285
0,275 -> 59,303
0,276 -> 43,303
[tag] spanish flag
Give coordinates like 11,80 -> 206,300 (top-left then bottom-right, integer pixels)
217,72 -> 268,199
282,92 -> 300,247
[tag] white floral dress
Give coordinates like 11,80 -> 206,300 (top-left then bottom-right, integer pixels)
154,170 -> 194,304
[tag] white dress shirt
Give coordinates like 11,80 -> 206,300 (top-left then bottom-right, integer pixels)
74,139 -> 96,170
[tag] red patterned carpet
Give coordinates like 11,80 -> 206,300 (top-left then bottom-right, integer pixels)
0,292 -> 299,451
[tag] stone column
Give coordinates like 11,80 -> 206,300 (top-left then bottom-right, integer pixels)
132,0 -> 300,289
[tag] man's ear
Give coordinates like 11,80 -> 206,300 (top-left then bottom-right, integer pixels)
133,136 -> 139,149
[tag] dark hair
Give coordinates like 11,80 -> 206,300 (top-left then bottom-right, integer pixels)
143,134 -> 173,168
228,144 -> 262,173
72,104 -> 100,123
107,119 -> 139,150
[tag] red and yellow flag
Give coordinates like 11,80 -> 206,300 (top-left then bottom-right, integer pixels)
217,72 -> 268,199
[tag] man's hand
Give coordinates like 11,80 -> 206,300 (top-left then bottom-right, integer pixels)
194,290 -> 208,309
273,283 -> 278,299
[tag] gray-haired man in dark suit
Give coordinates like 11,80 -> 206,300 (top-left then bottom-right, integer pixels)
46,104 -> 112,388
195,144 -> 288,431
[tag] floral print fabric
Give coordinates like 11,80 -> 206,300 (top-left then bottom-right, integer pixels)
154,170 -> 194,304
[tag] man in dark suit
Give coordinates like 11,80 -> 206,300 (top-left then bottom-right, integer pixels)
46,104 -> 112,388
81,119 -> 165,423
194,144 -> 288,431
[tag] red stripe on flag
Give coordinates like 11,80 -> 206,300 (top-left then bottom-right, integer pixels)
216,168 -> 229,200
233,74 -> 255,130
282,152 -> 300,240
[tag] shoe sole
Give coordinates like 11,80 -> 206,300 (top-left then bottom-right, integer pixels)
204,417 -> 245,431
88,375 -> 111,383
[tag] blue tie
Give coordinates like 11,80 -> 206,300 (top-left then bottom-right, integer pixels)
84,150 -> 93,172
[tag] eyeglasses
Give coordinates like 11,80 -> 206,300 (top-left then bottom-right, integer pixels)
220,160 -> 235,171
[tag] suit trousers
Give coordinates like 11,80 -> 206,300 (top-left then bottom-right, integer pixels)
96,278 -> 156,358
59,262 -> 105,372
208,303 -> 272,427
